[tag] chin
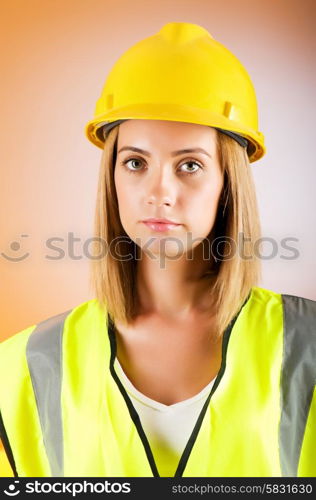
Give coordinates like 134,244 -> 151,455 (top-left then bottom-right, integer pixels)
141,238 -> 186,260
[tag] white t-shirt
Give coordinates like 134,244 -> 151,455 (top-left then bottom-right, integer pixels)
114,358 -> 216,476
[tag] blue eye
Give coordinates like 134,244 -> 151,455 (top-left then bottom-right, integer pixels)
121,157 -> 203,176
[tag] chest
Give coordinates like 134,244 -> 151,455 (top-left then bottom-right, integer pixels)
113,314 -> 222,405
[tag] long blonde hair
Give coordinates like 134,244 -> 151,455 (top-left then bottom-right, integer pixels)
89,124 -> 262,339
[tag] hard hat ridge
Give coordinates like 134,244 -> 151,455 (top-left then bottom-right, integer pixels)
159,21 -> 213,44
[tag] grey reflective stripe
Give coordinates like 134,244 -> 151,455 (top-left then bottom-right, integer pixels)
26,309 -> 72,477
280,294 -> 316,476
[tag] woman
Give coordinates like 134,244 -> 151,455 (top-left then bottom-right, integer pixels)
1,22 -> 315,478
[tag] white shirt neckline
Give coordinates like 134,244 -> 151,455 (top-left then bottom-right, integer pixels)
114,357 -> 216,413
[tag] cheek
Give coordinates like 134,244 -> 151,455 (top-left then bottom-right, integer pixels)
189,184 -> 221,219
115,171 -> 128,207
115,181 -> 137,224
117,189 -> 133,213
183,187 -> 221,242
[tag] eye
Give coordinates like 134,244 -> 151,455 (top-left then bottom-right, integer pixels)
178,160 -> 203,176
120,157 -> 203,176
120,157 -> 144,173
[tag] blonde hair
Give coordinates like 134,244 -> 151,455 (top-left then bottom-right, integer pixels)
89,124 -> 262,339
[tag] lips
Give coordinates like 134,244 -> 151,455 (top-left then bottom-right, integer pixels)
143,218 -> 180,224
142,220 -> 181,232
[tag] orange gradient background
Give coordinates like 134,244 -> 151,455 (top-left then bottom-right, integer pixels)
1,0 -> 315,341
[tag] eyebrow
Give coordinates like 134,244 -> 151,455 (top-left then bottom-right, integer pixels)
117,146 -> 212,159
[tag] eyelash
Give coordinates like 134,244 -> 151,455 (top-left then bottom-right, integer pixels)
120,157 -> 204,176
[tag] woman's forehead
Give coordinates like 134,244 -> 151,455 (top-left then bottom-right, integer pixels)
117,119 -> 217,149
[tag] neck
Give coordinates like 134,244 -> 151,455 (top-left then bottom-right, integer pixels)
136,249 -> 216,321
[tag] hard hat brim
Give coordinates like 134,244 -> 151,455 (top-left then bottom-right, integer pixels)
85,102 -> 266,163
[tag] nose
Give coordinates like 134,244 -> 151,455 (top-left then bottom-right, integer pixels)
145,167 -> 176,207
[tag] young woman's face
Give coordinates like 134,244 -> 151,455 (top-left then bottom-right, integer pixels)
114,119 -> 224,260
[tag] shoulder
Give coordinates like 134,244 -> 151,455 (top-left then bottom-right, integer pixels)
281,291 -> 316,318
250,286 -> 316,346
249,285 -> 283,306
0,299 -> 110,410
250,285 -> 316,312
280,292 -> 316,345
248,286 -> 316,333
0,298 -> 106,363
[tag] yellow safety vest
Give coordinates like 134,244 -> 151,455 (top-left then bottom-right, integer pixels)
0,286 -> 315,477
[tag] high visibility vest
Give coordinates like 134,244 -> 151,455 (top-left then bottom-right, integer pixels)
1,286 -> 316,478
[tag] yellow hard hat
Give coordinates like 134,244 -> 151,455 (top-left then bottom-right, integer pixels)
85,22 -> 266,163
